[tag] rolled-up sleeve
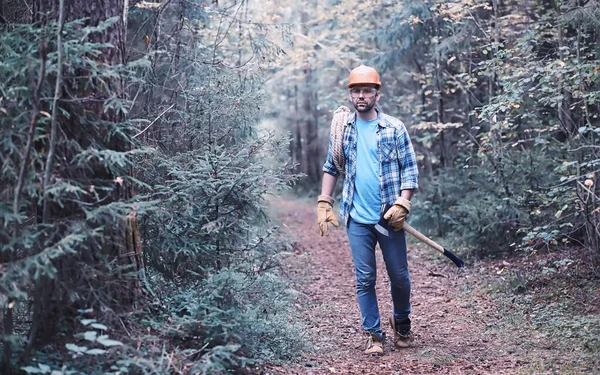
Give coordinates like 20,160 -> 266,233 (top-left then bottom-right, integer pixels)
399,130 -> 418,190
322,134 -> 340,177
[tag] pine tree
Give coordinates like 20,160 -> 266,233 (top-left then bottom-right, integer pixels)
1,0 -> 145,371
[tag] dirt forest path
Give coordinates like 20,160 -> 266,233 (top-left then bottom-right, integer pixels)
265,198 -> 574,375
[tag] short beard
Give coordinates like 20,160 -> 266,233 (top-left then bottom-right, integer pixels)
353,101 -> 375,113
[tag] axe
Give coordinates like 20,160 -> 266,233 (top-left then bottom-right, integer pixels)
375,205 -> 464,268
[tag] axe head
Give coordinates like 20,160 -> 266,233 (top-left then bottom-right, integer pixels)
374,204 -> 394,237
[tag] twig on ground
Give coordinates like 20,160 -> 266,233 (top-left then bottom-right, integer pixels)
427,269 -> 448,278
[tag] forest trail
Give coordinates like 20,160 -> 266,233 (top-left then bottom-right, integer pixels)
265,198 -> 585,375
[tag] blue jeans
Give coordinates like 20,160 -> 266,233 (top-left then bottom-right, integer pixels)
346,216 -> 411,339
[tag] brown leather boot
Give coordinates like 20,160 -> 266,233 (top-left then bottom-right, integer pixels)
364,332 -> 384,355
389,316 -> 414,348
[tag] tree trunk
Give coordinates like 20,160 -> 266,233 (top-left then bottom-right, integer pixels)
34,0 -> 127,63
435,53 -> 447,167
299,7 -> 320,185
293,84 -> 303,174
490,0 -> 512,199
554,1 -> 575,137
434,17 -> 449,168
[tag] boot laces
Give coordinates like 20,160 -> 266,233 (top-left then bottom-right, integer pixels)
365,333 -> 382,350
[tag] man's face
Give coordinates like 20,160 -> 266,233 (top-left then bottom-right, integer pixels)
349,85 -> 380,113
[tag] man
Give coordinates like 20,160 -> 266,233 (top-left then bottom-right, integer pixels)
317,64 -> 419,355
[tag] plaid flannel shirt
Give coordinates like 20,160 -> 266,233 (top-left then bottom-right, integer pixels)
323,109 -> 419,224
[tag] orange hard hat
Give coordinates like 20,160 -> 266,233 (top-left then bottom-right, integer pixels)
348,64 -> 381,89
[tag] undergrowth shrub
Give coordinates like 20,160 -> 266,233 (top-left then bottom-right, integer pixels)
127,1 -> 306,372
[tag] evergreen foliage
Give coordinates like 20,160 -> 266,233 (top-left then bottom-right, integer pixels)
2,0 -> 600,373
128,2 -> 304,369
1,17 -> 149,365
1,1 -> 304,373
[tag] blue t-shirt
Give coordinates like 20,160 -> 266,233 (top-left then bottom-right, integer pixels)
349,117 -> 381,224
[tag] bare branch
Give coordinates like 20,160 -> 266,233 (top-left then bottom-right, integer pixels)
42,0 -> 65,224
13,42 -> 47,237
132,103 -> 175,139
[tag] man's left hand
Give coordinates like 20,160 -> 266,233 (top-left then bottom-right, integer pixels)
383,197 -> 412,231
317,195 -> 339,236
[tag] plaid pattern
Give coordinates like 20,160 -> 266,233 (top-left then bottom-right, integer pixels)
323,109 -> 419,224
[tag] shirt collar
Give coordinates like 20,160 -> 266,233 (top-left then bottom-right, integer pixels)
346,107 -> 387,128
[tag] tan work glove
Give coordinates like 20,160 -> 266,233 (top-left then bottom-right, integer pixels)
383,196 -> 412,231
317,195 -> 339,236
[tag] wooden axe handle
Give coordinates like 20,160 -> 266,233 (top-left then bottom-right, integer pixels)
403,223 -> 464,268
403,223 -> 444,254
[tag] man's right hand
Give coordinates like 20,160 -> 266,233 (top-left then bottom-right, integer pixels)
383,196 -> 412,231
317,195 -> 339,236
